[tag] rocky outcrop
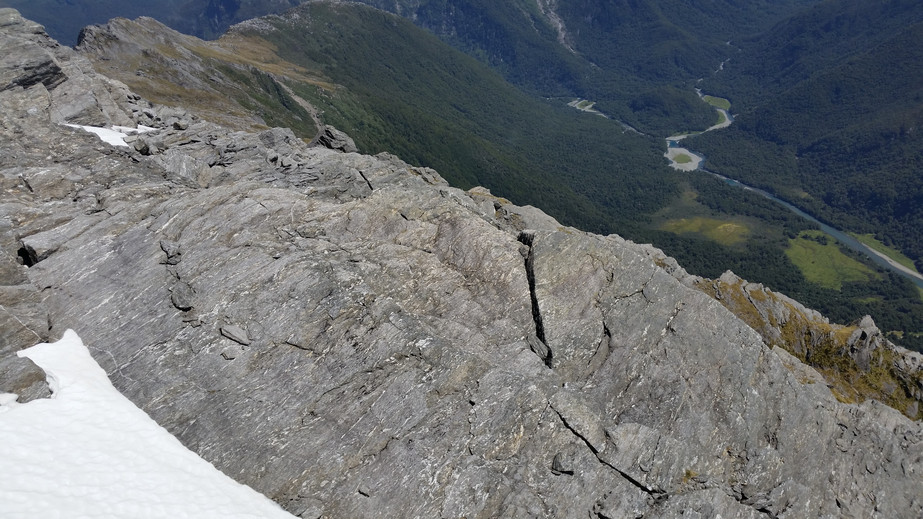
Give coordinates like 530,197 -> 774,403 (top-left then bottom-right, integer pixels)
691,270 -> 923,420
0,9 -> 135,128
317,125 -> 358,153
1,9 -> 922,518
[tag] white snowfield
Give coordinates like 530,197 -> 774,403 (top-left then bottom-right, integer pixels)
64,124 -> 156,147
0,330 -> 296,519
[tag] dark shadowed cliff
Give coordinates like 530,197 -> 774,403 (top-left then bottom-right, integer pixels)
1,9 -> 922,518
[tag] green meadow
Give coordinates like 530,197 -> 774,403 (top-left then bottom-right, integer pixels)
786,231 -> 876,290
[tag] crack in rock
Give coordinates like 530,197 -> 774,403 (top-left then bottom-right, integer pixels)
518,231 -> 552,368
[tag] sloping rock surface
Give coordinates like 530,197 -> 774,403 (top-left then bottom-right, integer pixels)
1,9 -> 922,518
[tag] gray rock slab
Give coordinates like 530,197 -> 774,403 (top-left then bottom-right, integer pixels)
0,11 -> 921,519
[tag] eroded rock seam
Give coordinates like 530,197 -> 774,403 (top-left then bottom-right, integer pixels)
519,231 -> 552,368
550,405 -> 667,503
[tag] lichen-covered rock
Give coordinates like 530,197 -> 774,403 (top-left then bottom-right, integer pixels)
1,10 -> 922,518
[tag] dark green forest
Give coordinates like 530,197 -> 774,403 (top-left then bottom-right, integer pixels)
255,3 -> 678,235
349,0 -> 816,135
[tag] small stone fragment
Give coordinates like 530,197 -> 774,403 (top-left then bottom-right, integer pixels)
133,138 -> 151,155
551,451 -> 575,475
317,125 -> 358,153
170,282 -> 194,311
220,324 -> 251,346
159,240 -> 181,265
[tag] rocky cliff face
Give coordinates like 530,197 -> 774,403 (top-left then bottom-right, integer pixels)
1,9 -> 922,518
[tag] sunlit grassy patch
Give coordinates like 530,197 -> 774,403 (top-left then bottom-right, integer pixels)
673,153 -> 693,164
786,230 -> 876,290
661,217 -> 750,246
703,95 -> 731,110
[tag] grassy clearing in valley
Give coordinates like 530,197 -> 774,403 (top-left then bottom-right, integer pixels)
851,233 -> 921,273
703,95 -> 731,110
661,216 -> 750,246
786,230 -> 877,290
673,153 -> 693,164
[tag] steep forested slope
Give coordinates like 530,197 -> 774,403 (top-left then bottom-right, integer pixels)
227,3 -> 675,232
7,0 -> 820,135
349,0 -> 817,134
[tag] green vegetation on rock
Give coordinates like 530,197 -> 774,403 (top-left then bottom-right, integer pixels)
698,276 -> 923,420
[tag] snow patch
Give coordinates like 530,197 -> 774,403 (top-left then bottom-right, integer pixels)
64,124 -> 155,147
0,330 -> 296,518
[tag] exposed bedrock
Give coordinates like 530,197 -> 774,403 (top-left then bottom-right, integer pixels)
0,8 -> 921,518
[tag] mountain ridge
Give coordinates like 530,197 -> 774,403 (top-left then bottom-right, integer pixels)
2,8 -> 923,517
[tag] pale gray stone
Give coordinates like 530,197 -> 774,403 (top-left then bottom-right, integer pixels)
0,11 -> 921,519
220,324 -> 251,346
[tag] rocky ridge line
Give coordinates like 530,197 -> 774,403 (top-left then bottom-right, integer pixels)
1,9 -> 922,518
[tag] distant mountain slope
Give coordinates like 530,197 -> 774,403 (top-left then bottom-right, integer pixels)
0,0 -> 302,44
4,0 -> 819,135
348,0 -> 819,134
711,0 -> 923,100
225,2 -> 706,230
75,15 -> 323,138
75,4 -> 676,239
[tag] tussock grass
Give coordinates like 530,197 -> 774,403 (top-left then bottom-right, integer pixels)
696,276 -> 923,420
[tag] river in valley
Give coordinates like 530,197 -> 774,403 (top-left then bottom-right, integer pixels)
664,96 -> 923,290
